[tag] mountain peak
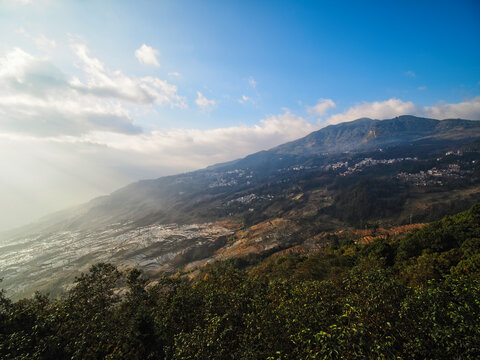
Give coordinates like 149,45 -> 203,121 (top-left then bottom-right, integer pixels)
272,115 -> 480,156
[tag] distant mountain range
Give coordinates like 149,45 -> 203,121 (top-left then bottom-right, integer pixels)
4,115 -> 480,236
2,115 -> 480,298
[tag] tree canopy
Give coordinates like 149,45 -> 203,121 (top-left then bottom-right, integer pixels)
1,204 -> 480,359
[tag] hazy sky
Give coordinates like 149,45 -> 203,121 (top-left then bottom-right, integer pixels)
0,0 -> 479,231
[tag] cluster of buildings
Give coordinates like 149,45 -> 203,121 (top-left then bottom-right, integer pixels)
338,157 -> 417,176
208,169 -> 254,188
209,178 -> 239,188
225,193 -> 275,207
397,163 -> 465,186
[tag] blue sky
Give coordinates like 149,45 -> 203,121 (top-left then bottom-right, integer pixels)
0,0 -> 479,231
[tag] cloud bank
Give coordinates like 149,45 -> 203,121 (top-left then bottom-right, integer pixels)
325,97 -> 480,125
0,45 -> 185,136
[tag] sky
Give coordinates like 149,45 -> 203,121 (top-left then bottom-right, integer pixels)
0,0 -> 479,231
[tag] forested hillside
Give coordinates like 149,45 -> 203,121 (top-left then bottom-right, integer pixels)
1,204 -> 479,359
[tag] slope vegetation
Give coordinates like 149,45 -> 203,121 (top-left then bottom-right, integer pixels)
1,204 -> 479,359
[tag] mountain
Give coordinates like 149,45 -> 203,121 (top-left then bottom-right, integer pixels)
1,115 -> 480,298
272,116 -> 477,155
30,115 -> 480,230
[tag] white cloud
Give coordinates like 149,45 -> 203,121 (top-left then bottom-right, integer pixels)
248,76 -> 257,88
134,44 -> 160,67
238,94 -> 253,104
424,97 -> 480,120
0,44 -> 187,136
325,97 -> 480,125
18,28 -> 56,50
81,110 -> 316,168
2,110 -> 316,172
195,91 -> 216,110
70,42 -> 184,107
308,98 -> 336,116
326,99 -> 419,125
418,86 -> 427,91
405,70 -> 416,78
168,71 -> 181,78
0,47 -> 140,136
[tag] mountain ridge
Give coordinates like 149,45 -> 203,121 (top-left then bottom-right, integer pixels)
3,115 -> 480,237
271,115 -> 480,156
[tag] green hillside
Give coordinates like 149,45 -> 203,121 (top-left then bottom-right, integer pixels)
2,204 -> 479,359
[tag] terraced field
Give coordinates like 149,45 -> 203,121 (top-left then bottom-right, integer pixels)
0,222 -> 232,299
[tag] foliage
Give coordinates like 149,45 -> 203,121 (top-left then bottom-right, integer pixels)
1,204 -> 480,359
331,178 -> 406,226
